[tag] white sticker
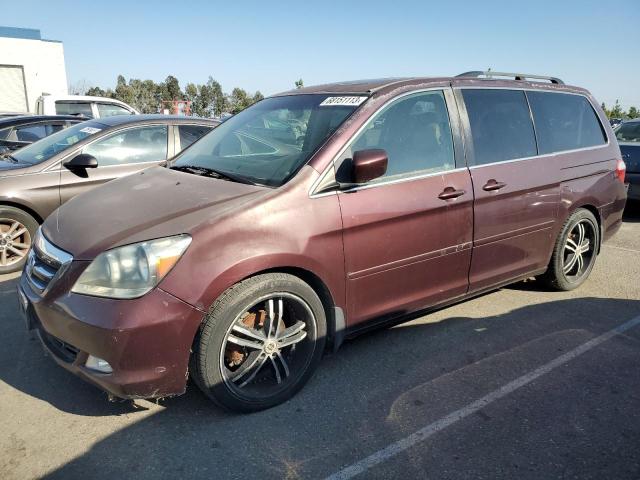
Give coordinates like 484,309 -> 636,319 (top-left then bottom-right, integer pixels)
320,96 -> 367,107
80,127 -> 102,134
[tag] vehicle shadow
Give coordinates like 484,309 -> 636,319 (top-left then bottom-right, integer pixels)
1,280 -> 638,478
623,199 -> 640,223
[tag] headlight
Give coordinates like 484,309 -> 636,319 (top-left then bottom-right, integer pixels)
71,235 -> 192,299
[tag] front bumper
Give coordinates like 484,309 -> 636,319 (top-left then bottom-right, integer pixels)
19,269 -> 204,399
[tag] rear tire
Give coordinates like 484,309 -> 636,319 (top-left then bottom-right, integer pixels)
190,273 -> 327,413
0,206 -> 38,274
541,209 -> 599,291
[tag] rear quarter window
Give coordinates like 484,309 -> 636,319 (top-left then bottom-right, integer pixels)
527,91 -> 607,154
178,124 -> 214,151
462,89 -> 537,165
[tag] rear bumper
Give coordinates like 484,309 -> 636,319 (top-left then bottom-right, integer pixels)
19,272 -> 204,399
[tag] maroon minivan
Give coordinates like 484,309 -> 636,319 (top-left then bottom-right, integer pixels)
19,72 -> 627,412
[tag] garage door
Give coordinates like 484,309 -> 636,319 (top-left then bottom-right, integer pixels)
0,65 -> 28,112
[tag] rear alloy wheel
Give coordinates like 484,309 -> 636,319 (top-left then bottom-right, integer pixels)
191,273 -> 326,412
0,207 -> 38,274
541,209 -> 599,291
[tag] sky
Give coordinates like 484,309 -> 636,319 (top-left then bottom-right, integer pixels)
2,0 -> 639,109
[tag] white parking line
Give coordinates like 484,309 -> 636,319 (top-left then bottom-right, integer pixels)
326,314 -> 640,480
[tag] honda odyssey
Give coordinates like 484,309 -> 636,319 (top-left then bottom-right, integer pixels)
19,72 -> 627,412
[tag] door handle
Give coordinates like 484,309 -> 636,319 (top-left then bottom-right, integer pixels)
438,187 -> 466,200
482,179 -> 507,191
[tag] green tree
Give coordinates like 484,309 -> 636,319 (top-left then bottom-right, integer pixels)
192,77 -> 224,117
628,106 -> 639,119
228,88 -> 252,114
208,77 -> 226,117
295,78 -> 304,89
610,99 -> 623,118
86,86 -> 106,97
161,75 -> 183,101
114,75 -> 135,107
252,91 -> 264,103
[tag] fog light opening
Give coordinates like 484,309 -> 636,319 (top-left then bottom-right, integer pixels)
85,355 -> 113,373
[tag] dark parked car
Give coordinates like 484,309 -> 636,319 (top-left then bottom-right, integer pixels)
616,119 -> 640,200
18,72 -> 626,412
610,117 -> 623,129
0,115 -> 86,156
0,115 -> 218,273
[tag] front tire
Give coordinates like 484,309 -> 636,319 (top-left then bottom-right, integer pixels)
541,208 -> 600,291
0,206 -> 38,274
190,273 -> 327,413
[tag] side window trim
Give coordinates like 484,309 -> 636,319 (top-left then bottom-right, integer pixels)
444,88 -> 466,170
168,124 -> 177,158
523,90 -> 541,157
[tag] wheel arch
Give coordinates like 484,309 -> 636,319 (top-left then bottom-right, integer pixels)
571,203 -> 602,253
0,199 -> 44,224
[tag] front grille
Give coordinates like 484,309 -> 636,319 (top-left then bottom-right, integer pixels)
26,250 -> 59,292
25,230 -> 72,294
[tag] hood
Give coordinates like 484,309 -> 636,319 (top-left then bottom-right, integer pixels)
43,166 -> 268,260
620,143 -> 640,173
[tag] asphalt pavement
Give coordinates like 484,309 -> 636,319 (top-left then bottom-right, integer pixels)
1,203 -> 639,480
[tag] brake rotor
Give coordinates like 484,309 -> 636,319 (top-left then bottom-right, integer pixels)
226,309 -> 267,366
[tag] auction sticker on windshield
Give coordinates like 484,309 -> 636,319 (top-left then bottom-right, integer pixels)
320,96 -> 367,107
79,127 -> 102,134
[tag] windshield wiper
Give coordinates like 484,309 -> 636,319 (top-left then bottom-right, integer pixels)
170,165 -> 260,185
1,154 -> 19,163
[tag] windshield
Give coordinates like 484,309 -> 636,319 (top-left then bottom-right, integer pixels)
615,122 -> 640,142
172,94 -> 365,186
11,120 -> 107,164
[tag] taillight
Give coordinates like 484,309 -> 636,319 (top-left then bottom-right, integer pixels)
615,158 -> 626,183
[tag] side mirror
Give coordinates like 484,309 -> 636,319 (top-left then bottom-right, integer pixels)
315,149 -> 389,194
64,153 -> 98,169
351,149 -> 388,184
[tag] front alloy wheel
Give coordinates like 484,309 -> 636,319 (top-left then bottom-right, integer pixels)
221,294 -> 314,398
0,219 -> 31,268
191,273 -> 327,412
0,206 -> 39,274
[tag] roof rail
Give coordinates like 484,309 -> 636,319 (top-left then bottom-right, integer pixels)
456,71 -> 564,85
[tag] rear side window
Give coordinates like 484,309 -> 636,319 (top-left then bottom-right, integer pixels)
178,124 -> 214,151
55,101 -> 93,118
14,124 -> 47,141
463,89 -> 537,165
527,91 -> 606,154
96,103 -> 132,117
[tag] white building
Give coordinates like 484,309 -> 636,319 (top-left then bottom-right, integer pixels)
0,26 -> 68,113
